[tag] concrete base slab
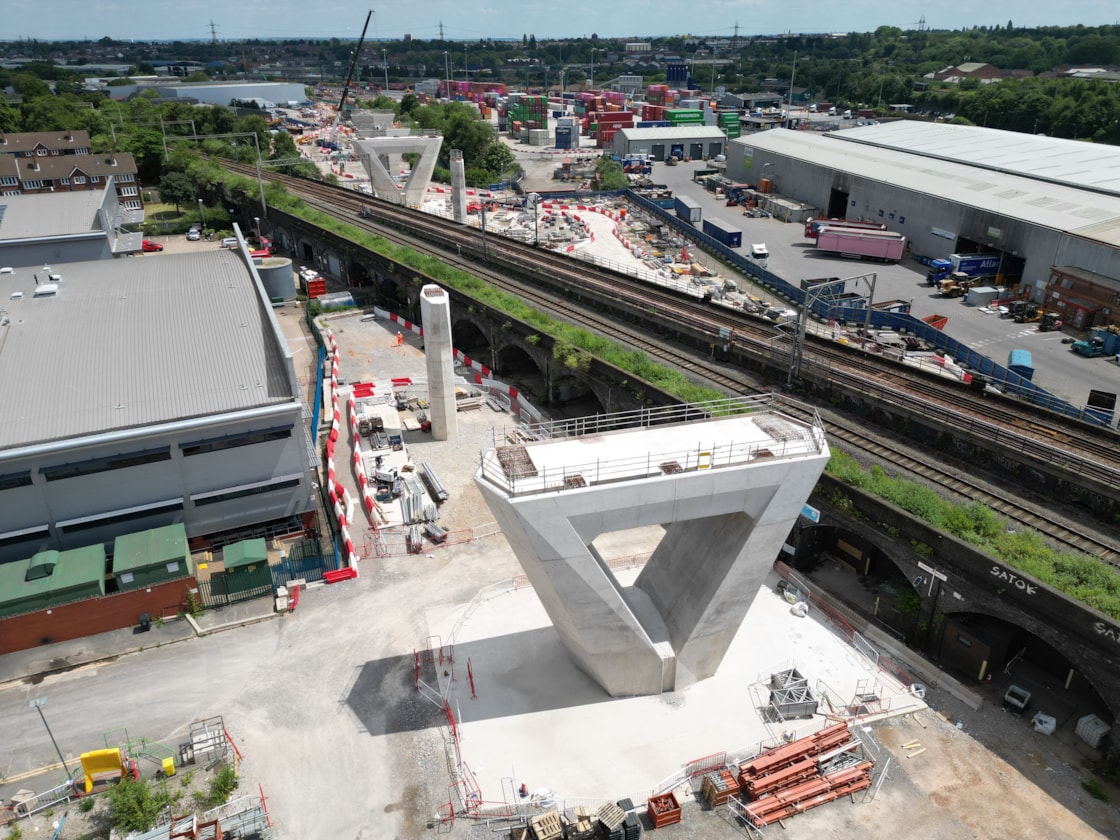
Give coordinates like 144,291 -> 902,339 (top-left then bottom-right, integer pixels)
426,560 -> 926,804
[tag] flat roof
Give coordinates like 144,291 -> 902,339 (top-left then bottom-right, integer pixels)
479,399 -> 826,498
616,126 -> 728,141
734,130 -> 1120,247
0,251 -> 294,451
113,523 -> 189,573
0,544 -> 106,608
832,121 -> 1120,196
0,190 -> 106,241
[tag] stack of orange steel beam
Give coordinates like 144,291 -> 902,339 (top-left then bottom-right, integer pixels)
734,722 -> 874,827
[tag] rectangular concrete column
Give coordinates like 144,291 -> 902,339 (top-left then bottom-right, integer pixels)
419,284 -> 457,440
450,149 -> 467,224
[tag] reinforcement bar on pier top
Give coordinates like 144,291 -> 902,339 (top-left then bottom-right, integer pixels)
474,395 -> 830,697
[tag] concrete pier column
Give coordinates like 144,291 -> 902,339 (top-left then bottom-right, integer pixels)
450,149 -> 467,224
419,284 -> 456,440
475,401 -> 829,696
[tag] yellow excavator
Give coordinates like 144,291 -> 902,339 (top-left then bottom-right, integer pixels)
939,272 -> 973,298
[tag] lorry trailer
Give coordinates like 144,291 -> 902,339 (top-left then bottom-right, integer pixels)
803,217 -> 887,239
702,217 -> 742,248
674,194 -> 702,225
927,252 -> 1001,284
815,227 -> 907,262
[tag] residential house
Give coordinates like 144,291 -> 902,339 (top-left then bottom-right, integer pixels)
0,130 -> 143,217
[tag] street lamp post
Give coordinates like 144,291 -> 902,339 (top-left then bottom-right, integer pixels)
254,216 -> 261,246
29,698 -> 73,779
383,50 -> 389,90
197,197 -> 204,227
527,193 -> 541,246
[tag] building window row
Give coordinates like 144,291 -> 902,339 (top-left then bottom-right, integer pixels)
73,175 -> 86,185
191,475 -> 302,507
0,176 -> 15,187
22,180 -> 44,190
41,446 -> 172,481
58,498 -> 184,534
120,186 -> 138,197
117,173 -> 134,183
0,471 -> 33,491
180,426 -> 293,457
123,200 -> 142,210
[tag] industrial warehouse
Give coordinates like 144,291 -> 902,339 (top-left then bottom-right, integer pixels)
728,123 -> 1120,326
0,248 -> 315,581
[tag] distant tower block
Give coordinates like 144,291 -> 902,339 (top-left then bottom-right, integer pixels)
419,284 -> 457,440
449,149 -> 467,224
475,398 -> 829,697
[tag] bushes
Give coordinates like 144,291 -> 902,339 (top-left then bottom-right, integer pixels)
826,452 -> 1120,619
107,776 -> 175,832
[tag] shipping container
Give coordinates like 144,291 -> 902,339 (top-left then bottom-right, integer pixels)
703,217 -> 742,248
674,195 -> 702,225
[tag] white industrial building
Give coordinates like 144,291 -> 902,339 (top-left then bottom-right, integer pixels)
727,123 -> 1120,304
0,189 -> 142,266
0,246 -> 315,563
611,126 -> 728,162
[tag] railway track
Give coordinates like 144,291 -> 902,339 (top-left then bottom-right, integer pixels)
223,161 -> 1120,564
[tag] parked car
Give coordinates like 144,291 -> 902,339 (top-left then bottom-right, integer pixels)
141,240 -> 163,252
220,237 -> 239,249
186,228 -> 201,241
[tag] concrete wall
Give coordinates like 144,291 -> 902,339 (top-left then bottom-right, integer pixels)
0,576 -> 194,654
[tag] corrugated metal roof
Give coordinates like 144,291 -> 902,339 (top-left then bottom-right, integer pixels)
832,121 -> 1120,196
616,126 -> 728,140
734,130 -> 1120,246
0,251 -> 294,450
0,189 -> 105,239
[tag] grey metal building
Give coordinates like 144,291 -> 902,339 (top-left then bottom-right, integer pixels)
612,126 -> 728,162
0,189 -> 141,267
727,124 -> 1120,302
0,248 -> 314,563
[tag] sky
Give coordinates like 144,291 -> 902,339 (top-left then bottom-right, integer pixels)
2,0 -> 1118,43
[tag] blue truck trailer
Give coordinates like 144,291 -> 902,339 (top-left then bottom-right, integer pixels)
927,252 -> 1001,284
702,217 -> 742,248
674,194 -> 702,225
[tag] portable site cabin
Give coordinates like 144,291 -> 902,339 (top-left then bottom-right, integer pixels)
0,545 -> 106,618
112,523 -> 193,591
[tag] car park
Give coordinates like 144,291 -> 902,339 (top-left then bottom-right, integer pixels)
141,239 -> 164,252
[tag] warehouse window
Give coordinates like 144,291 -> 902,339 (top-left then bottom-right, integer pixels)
0,471 -> 33,491
180,426 -> 293,457
191,475 -> 301,507
41,447 -> 171,481
58,499 -> 184,533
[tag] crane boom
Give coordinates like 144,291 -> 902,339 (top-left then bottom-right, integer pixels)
330,8 -> 373,146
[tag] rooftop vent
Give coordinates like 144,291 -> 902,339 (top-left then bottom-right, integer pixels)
33,283 -> 58,297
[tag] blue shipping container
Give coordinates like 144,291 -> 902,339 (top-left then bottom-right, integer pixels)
703,217 -> 742,248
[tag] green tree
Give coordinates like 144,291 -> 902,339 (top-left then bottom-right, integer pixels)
159,172 -> 196,211
107,776 -> 173,832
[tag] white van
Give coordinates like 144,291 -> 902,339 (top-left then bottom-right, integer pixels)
828,106 -> 837,116
750,243 -> 769,261
842,109 -> 853,119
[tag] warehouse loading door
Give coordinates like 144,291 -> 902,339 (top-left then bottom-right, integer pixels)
708,142 -> 724,158
689,143 -> 704,160
652,144 -> 666,161
827,188 -> 849,219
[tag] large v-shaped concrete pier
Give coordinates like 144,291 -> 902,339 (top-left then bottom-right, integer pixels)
475,397 -> 829,697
